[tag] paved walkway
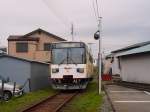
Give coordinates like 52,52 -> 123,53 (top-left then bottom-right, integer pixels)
105,85 -> 150,112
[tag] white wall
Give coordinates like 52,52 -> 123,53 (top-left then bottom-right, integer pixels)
112,56 -> 121,75
103,58 -> 112,74
120,53 -> 150,84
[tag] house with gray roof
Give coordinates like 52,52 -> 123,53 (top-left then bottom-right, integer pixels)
0,47 -> 7,54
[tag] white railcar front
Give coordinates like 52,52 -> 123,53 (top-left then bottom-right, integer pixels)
50,42 -> 93,90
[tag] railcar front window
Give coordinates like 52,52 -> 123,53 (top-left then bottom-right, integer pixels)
52,48 -> 85,64
52,49 -> 68,64
68,48 -> 85,64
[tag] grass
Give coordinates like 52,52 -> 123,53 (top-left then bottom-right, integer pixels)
0,87 -> 57,112
0,69 -> 103,112
62,82 -> 103,112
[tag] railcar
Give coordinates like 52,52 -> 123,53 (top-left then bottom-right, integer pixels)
50,41 -> 93,90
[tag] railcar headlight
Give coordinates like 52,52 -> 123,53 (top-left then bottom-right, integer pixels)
77,68 -> 84,73
52,68 -> 59,73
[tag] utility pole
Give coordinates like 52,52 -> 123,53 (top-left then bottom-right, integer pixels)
94,17 -> 102,94
98,17 -> 102,94
71,23 -> 74,41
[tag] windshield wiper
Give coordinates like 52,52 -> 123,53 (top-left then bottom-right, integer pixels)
58,48 -> 78,65
58,56 -> 77,65
68,57 -> 77,65
58,57 -> 68,65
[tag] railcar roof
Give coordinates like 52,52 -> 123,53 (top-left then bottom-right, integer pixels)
51,41 -> 85,44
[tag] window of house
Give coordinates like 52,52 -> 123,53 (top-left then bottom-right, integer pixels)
44,43 -> 51,51
16,43 -> 28,52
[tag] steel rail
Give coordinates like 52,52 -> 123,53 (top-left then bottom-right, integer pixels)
22,92 -> 78,112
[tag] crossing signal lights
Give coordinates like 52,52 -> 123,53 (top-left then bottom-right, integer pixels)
94,31 -> 100,40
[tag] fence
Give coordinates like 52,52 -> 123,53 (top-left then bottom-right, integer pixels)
0,80 -> 5,101
0,80 -> 16,101
0,78 -> 31,101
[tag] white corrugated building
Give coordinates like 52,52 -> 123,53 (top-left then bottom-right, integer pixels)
111,41 -> 150,75
115,43 -> 150,84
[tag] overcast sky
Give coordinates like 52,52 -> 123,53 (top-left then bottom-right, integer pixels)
0,0 -> 150,57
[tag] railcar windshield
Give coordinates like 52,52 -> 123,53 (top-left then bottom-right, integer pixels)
52,47 -> 86,64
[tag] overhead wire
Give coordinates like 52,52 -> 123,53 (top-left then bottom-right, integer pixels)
91,0 -> 100,19
41,0 -> 70,30
95,0 -> 100,18
41,0 -> 101,41
41,0 -> 77,41
92,0 -> 98,22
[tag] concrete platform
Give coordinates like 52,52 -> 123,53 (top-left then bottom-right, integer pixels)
105,85 -> 150,112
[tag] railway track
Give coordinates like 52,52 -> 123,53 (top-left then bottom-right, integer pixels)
22,92 -> 78,112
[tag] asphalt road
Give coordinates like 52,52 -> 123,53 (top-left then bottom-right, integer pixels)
105,85 -> 150,112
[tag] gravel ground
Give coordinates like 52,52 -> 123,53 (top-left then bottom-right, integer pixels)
100,95 -> 113,112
